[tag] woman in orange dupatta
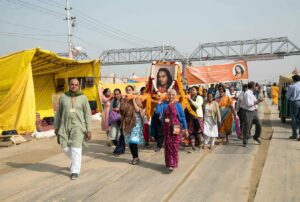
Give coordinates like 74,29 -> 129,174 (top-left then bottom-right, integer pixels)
216,85 -> 236,143
271,83 -> 279,105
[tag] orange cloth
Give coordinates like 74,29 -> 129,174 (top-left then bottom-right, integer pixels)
216,96 -> 233,136
271,86 -> 279,105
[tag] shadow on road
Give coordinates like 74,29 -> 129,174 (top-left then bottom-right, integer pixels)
6,162 -> 70,176
85,144 -> 170,174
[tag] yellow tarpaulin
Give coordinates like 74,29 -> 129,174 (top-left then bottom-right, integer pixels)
278,74 -> 294,95
0,48 -> 101,133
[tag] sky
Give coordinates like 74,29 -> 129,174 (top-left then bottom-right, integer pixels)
0,0 -> 299,83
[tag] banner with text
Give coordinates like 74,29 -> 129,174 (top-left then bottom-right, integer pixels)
187,61 -> 248,85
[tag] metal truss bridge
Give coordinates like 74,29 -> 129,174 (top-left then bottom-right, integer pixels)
99,46 -> 184,65
99,37 -> 300,66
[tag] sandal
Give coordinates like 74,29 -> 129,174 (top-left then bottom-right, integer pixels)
129,158 -> 140,165
188,147 -> 196,153
168,167 -> 174,172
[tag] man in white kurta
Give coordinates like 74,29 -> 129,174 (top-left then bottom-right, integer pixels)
54,79 -> 92,180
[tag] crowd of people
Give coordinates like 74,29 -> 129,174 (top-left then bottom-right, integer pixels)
99,82 -> 264,173
49,73 -> 300,181
53,78 -> 265,180
54,79 -> 263,179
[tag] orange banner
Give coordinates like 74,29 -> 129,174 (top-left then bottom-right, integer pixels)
187,61 -> 248,84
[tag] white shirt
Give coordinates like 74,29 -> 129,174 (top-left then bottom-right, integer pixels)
189,95 -> 204,118
240,89 -> 257,111
263,86 -> 267,92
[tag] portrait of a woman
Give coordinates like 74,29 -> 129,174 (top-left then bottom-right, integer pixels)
156,68 -> 173,93
234,65 -> 245,78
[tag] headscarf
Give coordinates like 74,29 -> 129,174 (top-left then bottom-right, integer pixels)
64,91 -> 83,97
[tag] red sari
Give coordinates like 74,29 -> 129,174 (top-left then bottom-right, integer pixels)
163,103 -> 181,168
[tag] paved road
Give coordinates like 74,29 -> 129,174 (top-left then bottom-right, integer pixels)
0,100 -> 298,202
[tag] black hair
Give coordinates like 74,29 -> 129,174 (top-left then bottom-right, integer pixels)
207,92 -> 214,98
242,84 -> 248,92
292,75 -> 300,82
273,83 -> 276,86
125,85 -> 134,91
248,81 -> 255,89
218,84 -> 226,92
156,68 -> 173,89
189,86 -> 199,96
190,86 -> 199,91
103,88 -> 110,95
140,86 -> 146,92
235,65 -> 245,76
113,88 -> 121,94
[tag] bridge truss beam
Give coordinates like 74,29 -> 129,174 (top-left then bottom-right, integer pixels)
99,37 -> 300,66
189,37 -> 300,61
100,46 -> 184,66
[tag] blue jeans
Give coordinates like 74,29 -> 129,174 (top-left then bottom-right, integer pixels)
290,100 -> 300,137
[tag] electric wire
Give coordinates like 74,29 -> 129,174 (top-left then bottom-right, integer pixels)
37,0 -> 154,46
0,20 -> 64,35
0,33 -> 65,43
0,31 -> 64,37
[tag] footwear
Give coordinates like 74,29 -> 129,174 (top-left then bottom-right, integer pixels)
289,136 -> 297,139
129,158 -> 140,165
298,137 -> 300,141
242,140 -> 247,147
70,173 -> 78,180
154,147 -> 161,152
253,137 -> 262,144
106,140 -> 113,147
113,153 -> 121,157
209,145 -> 215,150
168,167 -> 174,172
188,147 -> 195,153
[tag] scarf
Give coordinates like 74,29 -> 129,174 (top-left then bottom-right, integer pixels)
65,91 -> 83,97
120,99 -> 136,135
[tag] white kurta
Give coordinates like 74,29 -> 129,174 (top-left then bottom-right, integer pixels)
204,104 -> 219,138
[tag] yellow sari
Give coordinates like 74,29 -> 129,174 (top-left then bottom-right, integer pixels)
271,86 -> 279,105
216,96 -> 233,137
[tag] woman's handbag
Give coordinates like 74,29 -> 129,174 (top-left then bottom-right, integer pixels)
108,110 -> 121,126
169,105 -> 181,135
171,124 -> 181,135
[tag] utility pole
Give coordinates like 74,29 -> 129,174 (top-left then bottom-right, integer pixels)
162,41 -> 165,62
65,0 -> 76,58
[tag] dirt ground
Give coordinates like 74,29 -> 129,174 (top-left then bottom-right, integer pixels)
247,101 -> 273,202
0,103 -> 277,201
0,120 -> 104,175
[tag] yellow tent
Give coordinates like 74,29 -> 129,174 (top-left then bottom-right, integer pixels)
0,48 -> 100,133
278,74 -> 294,95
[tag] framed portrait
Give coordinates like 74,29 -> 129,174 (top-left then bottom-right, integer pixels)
232,63 -> 246,78
150,61 -> 179,94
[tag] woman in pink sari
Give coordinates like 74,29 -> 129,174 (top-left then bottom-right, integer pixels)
99,88 -> 111,145
157,89 -> 188,172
